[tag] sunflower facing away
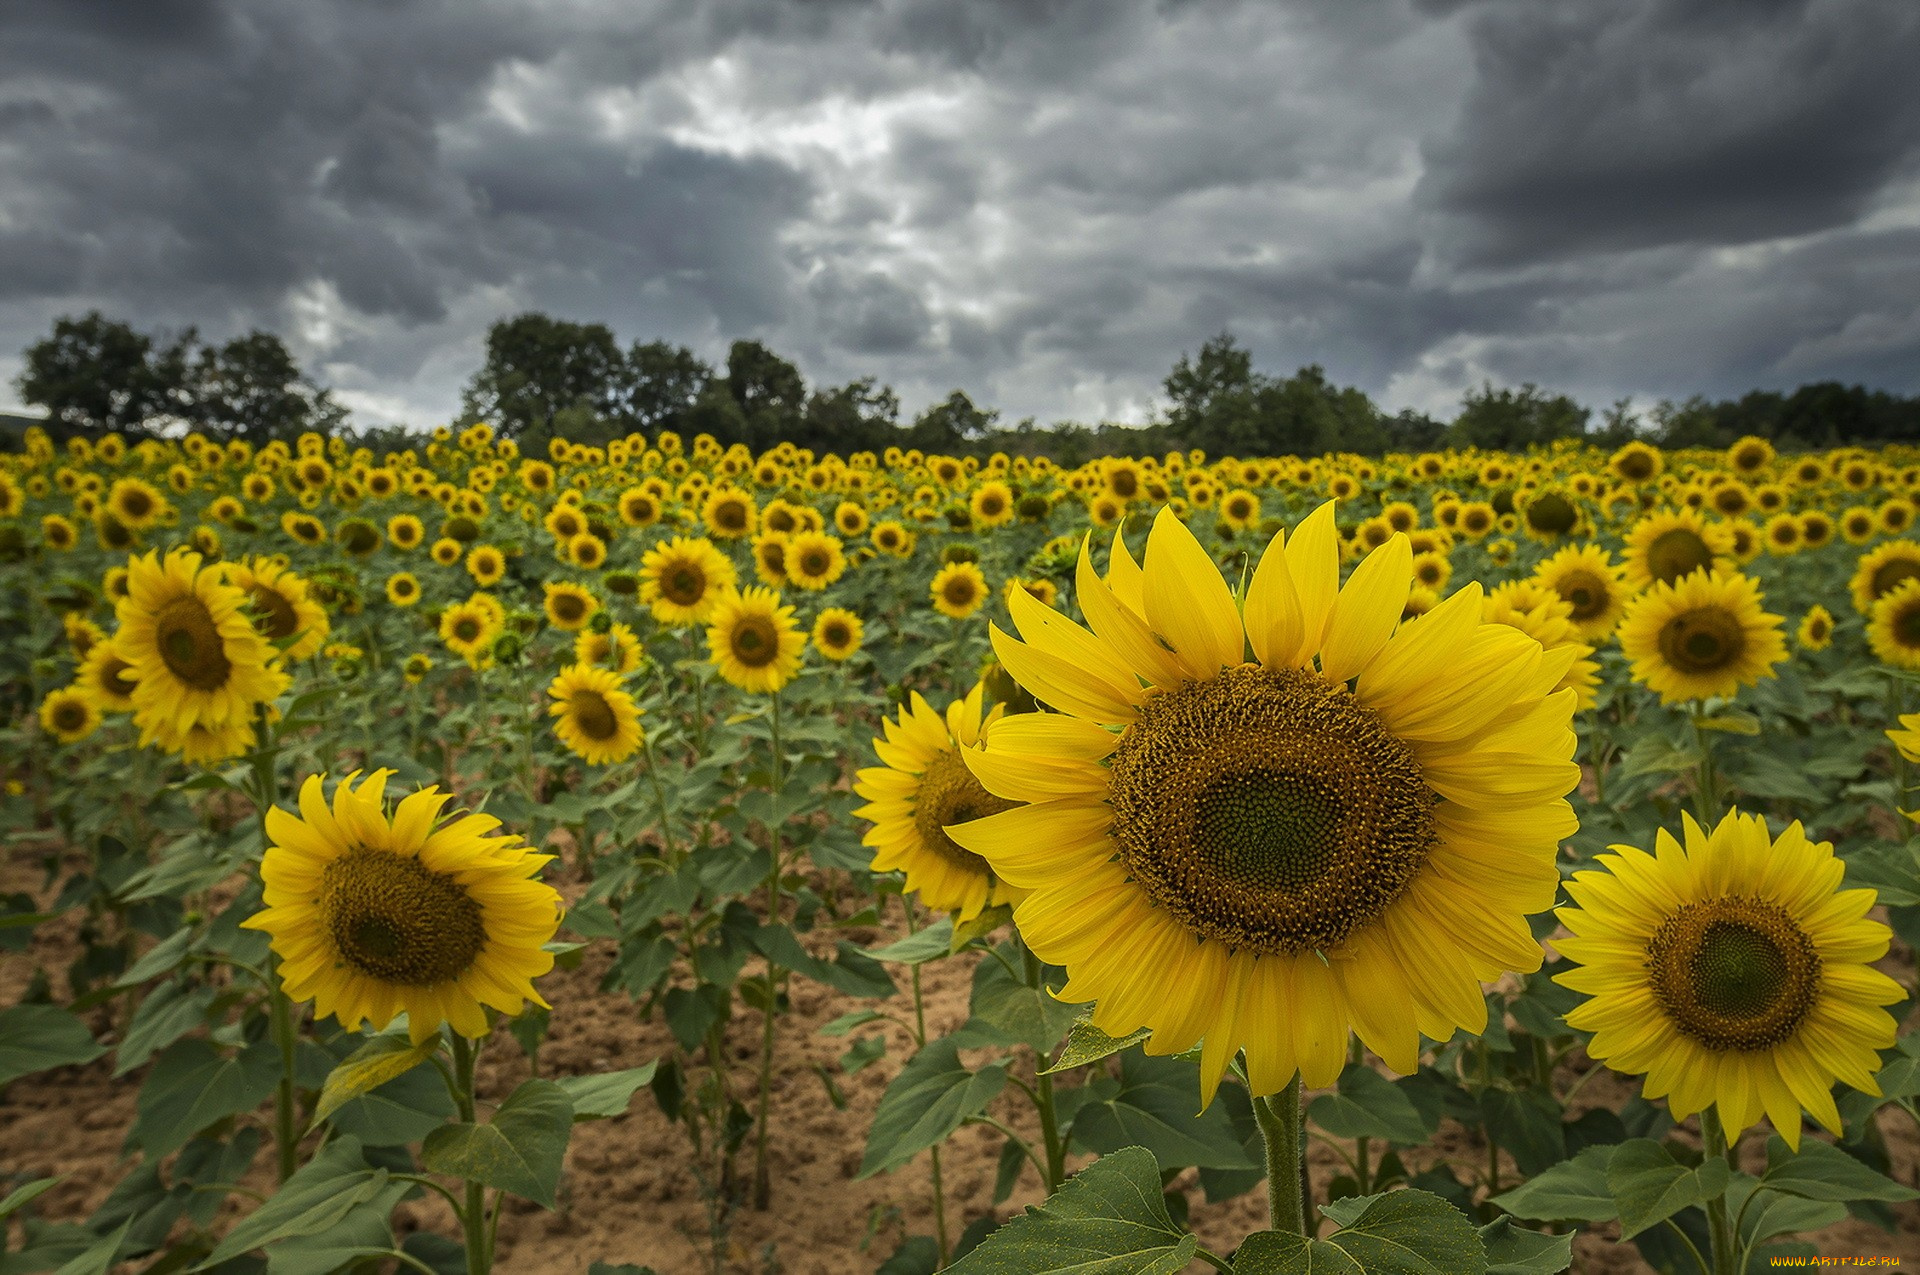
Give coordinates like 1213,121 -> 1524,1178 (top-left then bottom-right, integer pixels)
944,502 -> 1581,1104
705,585 -> 805,694
547,663 -> 644,765
242,770 -> 564,1044
854,682 -> 1026,922
1616,569 -> 1786,706
1554,810 -> 1901,1150
640,535 -> 737,626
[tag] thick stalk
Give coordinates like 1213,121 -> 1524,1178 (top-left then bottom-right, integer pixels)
1699,1106 -> 1736,1275
751,690 -> 784,1209
1689,705 -> 1721,825
1252,1075 -> 1306,1236
903,899 -> 950,1266
250,708 -> 300,1184
1021,944 -> 1066,1191
640,730 -> 678,864
451,1034 -> 491,1275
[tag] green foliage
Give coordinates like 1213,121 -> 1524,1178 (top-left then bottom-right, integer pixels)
944,1146 -> 1195,1274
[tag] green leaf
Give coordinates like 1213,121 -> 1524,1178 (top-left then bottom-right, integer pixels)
1042,1014 -> 1153,1075
112,928 -> 196,989
1070,1052 -> 1258,1171
554,1063 -> 659,1121
1308,1065 -> 1435,1146
1756,1134 -> 1920,1203
1605,1138 -> 1731,1240
1479,1088 -> 1566,1177
0,1004 -> 104,1087
113,981 -> 217,1076
1694,711 -> 1760,735
819,1010 -> 885,1038
966,942 -> 1080,1054
421,1078 -> 574,1208
1490,1145 -> 1619,1224
950,904 -> 1014,951
133,1038 -> 280,1157
1478,1217 -> 1572,1275
199,1136 -> 390,1267
752,923 -> 896,999
0,1176 -> 61,1222
326,1063 -> 457,1148
50,1218 -> 132,1275
1234,1189 -> 1484,1275
1619,734 -> 1704,778
864,919 -> 955,965
1724,1174 -> 1847,1251
313,1034 -> 441,1125
859,1037 -> 1009,1178
944,1146 -> 1195,1274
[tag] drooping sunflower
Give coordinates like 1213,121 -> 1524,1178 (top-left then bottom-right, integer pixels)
1796,605 -> 1834,651
222,558 -> 330,661
547,663 -> 644,765
751,531 -> 791,587
1623,508 -> 1736,590
241,770 -> 564,1044
812,607 -> 865,662
1616,569 -> 1786,705
640,535 -> 737,626
1529,544 -> 1629,642
945,503 -> 1581,1103
542,581 -> 599,631
1867,578 -> 1920,670
785,531 -> 848,591
854,682 -> 1025,922
281,512 -> 327,546
1848,540 -> 1920,615
38,687 -> 101,744
113,548 -> 290,742
704,585 -> 805,694
930,561 -> 988,619
1554,810 -> 1901,1151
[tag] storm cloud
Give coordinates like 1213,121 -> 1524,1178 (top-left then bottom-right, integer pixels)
1,0 -> 1915,432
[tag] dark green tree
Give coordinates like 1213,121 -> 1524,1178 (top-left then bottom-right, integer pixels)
907,390 -> 997,453
1447,382 -> 1590,451
725,340 -> 808,449
459,312 -> 624,440
617,340 -> 711,433
802,376 -> 898,454
1163,332 -> 1261,454
188,331 -> 346,443
14,312 -> 195,434
1252,365 -> 1384,456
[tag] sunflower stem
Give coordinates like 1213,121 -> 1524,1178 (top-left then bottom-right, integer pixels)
751,688 -> 784,1210
1699,1106 -> 1737,1275
249,705 -> 301,1185
1890,675 -> 1912,838
1021,943 -> 1067,1192
450,1033 -> 492,1275
903,898 -> 951,1266
640,730 -> 678,864
1688,704 -> 1722,825
1253,1074 -> 1307,1236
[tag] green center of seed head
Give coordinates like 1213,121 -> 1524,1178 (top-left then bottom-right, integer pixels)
1194,770 -> 1343,893
1691,921 -> 1788,1020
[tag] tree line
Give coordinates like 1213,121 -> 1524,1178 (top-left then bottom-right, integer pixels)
12,311 -> 1919,460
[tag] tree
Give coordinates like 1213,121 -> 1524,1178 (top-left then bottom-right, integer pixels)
14,312 -> 195,435
725,340 -> 807,449
802,376 -> 898,454
1162,332 -> 1260,454
616,340 -> 711,434
188,331 -> 346,443
459,313 -> 624,440
1252,365 -> 1384,456
908,390 -> 998,453
1447,382 -> 1590,451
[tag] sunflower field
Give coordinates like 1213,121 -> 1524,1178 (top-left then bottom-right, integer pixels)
6,422 -> 1920,1274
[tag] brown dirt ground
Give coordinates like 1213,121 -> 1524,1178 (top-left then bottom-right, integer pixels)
5,836 -> 1920,1275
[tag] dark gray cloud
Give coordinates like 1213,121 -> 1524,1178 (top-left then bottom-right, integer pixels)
0,0 -> 1916,435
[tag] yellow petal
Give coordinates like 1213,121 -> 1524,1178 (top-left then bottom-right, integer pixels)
961,745 -> 1108,803
1243,528 -> 1305,671
1319,533 -> 1411,684
1077,538 -> 1187,687
990,625 -> 1142,724
1142,508 -> 1244,678
1283,501 -> 1340,664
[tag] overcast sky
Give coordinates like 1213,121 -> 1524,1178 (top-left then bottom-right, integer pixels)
2,0 -> 1917,434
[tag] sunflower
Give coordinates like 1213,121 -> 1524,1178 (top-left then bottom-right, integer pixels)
75,642 -> 139,713
241,771 -> 564,1044
1798,510 -> 1834,551
147,712 -> 258,765
750,531 -> 791,587
1726,435 -> 1775,476
466,544 -> 506,588
439,600 -> 502,666
568,532 -> 607,570
388,515 -> 425,550
223,558 -> 330,661
1456,502 -> 1496,539
542,581 -> 599,631
970,482 -> 1015,530
114,548 -> 290,742
1617,570 -> 1786,705
107,477 -> 169,530
547,663 -> 644,765
281,512 -> 327,546
835,501 -> 871,538
931,562 -> 988,619
618,487 -> 661,527
1554,810 -> 1901,1151
1849,540 -> 1920,615
1762,513 -> 1803,556
386,572 -> 421,607
1517,487 -> 1581,541
1882,499 -> 1916,536
1838,506 -> 1878,545
1796,605 -> 1834,651
1004,577 -> 1060,610
640,535 -> 737,626
784,531 -> 848,592
944,504 -> 1580,1104
39,686 -> 101,744
705,586 -> 805,694
1623,508 -> 1736,590
1868,579 -> 1920,670
575,622 -> 643,675
854,682 -> 1025,922
403,653 -> 432,685
813,607 -> 865,661
1529,544 -> 1628,641
42,515 -> 77,551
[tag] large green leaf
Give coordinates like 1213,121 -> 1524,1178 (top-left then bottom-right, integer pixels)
326,1063 -> 458,1148
1069,1053 -> 1256,1171
1235,1189 -> 1484,1274
1755,1134 -> 1920,1203
1605,1138 -> 1731,1240
1489,1145 -> 1619,1224
114,981 -> 217,1076
1478,1217 -> 1572,1275
751,922 -> 897,998
199,1137 -> 391,1267
1724,1174 -> 1847,1252
964,942 -> 1080,1054
1042,1013 -> 1152,1075
0,1004 -> 104,1087
421,1078 -> 574,1208
859,1037 -> 1009,1178
1479,1089 -> 1566,1178
133,1038 -> 280,1157
1309,1065 -> 1435,1145
945,1146 -> 1195,1274
313,1034 -> 440,1125
48,1218 -> 131,1275
554,1064 -> 659,1121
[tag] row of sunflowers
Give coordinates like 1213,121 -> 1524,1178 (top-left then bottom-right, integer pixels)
3,420 -> 1920,1273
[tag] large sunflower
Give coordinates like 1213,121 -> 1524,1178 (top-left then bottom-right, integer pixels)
945,504 -> 1580,1104
1616,569 -> 1786,705
640,535 -> 737,626
854,683 -> 1026,922
705,585 -> 805,694
1554,810 -> 1900,1150
1848,539 -> 1920,615
222,558 -> 330,661
547,663 -> 644,765
1530,544 -> 1630,641
242,771 -> 564,1044
113,548 -> 290,743
1867,579 -> 1920,670
1623,508 -> 1736,590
